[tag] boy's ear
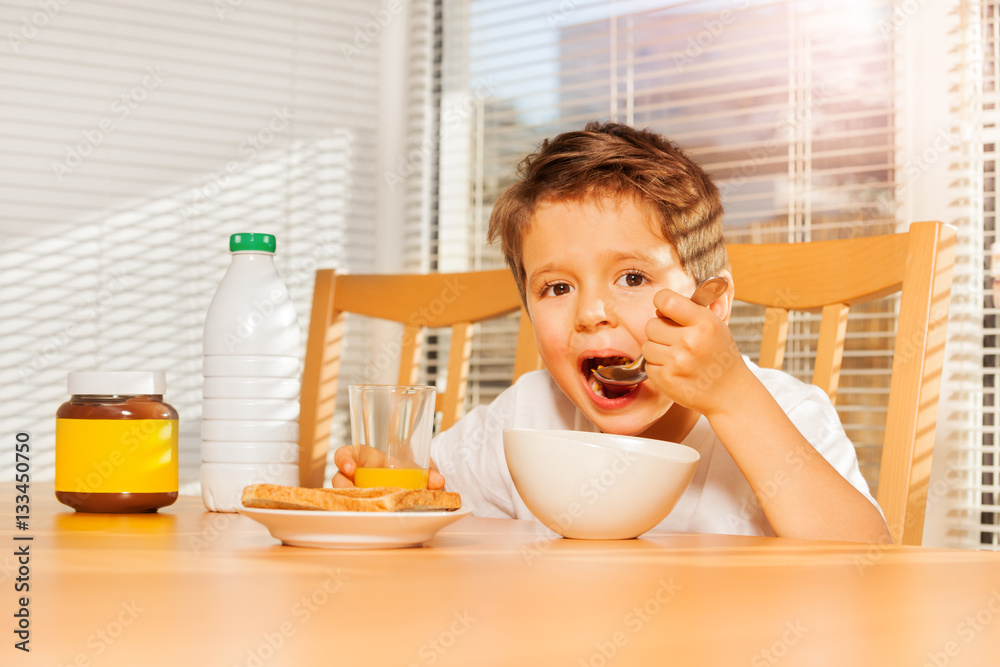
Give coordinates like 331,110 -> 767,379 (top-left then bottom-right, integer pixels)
710,269 -> 736,324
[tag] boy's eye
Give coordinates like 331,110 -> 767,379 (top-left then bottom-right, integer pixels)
541,282 -> 573,297
616,272 -> 647,288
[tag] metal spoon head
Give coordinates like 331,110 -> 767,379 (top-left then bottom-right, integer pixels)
687,276 -> 729,308
590,276 -> 729,387
592,361 -> 648,386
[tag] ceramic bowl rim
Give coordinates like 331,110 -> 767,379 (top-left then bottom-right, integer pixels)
503,427 -> 700,464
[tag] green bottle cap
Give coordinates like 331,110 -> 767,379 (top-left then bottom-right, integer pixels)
230,233 -> 276,253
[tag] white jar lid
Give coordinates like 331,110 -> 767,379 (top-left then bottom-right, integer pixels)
67,371 -> 166,396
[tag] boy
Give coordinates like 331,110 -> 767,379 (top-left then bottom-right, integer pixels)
336,122 -> 890,543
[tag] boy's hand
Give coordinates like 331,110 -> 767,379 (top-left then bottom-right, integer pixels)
641,286 -> 749,417
331,445 -> 446,489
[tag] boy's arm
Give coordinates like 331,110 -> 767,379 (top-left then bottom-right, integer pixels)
703,367 -> 890,543
644,288 -> 892,544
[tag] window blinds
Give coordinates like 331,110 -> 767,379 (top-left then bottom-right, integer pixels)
438,0 -> 898,494
921,0 -> 1000,551
979,0 -> 999,547
0,0 -> 385,487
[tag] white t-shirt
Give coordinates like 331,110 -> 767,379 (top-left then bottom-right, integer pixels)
430,361 -> 880,536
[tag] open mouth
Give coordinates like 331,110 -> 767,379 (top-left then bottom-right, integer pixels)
583,356 -> 638,400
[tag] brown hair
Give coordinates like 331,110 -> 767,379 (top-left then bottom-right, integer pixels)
487,121 -> 729,304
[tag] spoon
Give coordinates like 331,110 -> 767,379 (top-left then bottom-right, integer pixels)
590,276 -> 730,387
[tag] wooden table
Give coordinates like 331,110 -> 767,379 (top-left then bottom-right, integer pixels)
4,484 -> 1000,666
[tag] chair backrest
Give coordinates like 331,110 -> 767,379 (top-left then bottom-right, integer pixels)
298,269 -> 541,488
727,220 -> 956,545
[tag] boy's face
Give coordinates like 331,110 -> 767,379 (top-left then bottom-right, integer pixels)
522,195 -> 697,436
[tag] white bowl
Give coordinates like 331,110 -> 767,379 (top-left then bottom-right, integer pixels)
502,428 -> 700,539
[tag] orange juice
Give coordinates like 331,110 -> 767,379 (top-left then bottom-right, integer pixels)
354,467 -> 429,490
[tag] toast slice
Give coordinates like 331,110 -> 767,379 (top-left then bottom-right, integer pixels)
241,484 -> 462,512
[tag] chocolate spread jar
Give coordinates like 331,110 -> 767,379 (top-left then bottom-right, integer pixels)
55,371 -> 179,513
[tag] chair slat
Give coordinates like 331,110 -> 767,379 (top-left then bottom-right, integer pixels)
299,270 -> 342,488
397,325 -> 422,385
514,305 -> 542,380
812,303 -> 850,404
877,222 -> 956,545
758,308 -> 789,370
440,322 -> 473,431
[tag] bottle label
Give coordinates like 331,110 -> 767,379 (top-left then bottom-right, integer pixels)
55,419 -> 179,493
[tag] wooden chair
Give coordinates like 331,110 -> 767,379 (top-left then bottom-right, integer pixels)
298,269 -> 542,488
728,221 -> 956,545
298,223 -> 954,545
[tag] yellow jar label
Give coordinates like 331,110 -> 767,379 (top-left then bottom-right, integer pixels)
55,418 -> 178,494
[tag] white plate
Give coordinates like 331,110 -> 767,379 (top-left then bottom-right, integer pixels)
238,505 -> 473,549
